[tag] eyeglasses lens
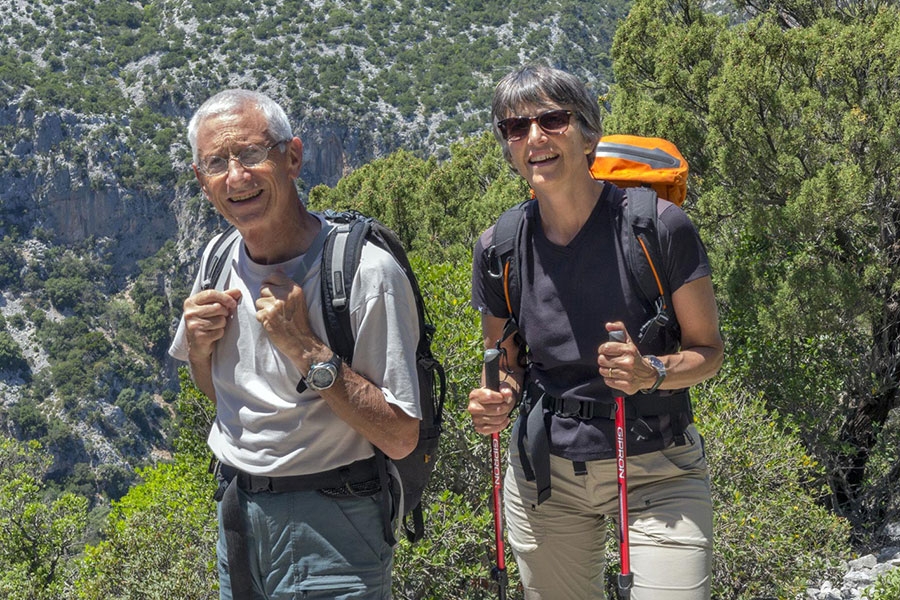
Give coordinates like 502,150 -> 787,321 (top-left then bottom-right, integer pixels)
498,110 -> 571,141
199,144 -> 276,176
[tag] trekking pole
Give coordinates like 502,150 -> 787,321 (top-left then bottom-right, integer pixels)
609,330 -> 633,600
484,348 -> 508,600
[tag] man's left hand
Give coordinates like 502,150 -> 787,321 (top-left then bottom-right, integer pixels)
256,271 -> 324,371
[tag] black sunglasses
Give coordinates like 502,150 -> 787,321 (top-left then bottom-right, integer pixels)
496,109 -> 573,142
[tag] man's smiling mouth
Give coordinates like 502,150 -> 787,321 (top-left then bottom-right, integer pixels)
230,190 -> 263,203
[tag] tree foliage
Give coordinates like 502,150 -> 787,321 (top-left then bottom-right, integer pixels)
0,437 -> 87,600
76,456 -> 218,600
308,132 -> 528,263
696,383 -> 850,598
0,328 -> 29,376
606,0 -> 900,539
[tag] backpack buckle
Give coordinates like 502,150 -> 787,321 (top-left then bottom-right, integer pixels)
555,398 -> 583,418
638,297 -> 670,343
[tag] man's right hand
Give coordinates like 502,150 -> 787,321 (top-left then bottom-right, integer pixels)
183,288 -> 243,361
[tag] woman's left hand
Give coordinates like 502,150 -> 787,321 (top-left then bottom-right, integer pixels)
597,322 -> 657,395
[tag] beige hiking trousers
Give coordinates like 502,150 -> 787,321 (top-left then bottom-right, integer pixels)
505,424 -> 713,600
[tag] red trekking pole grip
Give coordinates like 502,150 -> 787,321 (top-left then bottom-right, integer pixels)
609,330 -> 634,598
484,348 -> 508,600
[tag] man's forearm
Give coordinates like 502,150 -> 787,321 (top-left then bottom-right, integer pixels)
321,364 -> 419,460
188,354 -> 217,404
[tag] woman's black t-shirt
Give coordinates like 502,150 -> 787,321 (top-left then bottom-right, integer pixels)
471,183 -> 712,461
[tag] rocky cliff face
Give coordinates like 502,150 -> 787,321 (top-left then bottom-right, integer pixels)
1,102 -> 363,276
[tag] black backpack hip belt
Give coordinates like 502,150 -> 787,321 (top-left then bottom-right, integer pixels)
516,382 -> 692,505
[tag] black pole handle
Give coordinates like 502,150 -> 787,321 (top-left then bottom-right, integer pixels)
484,348 -> 501,391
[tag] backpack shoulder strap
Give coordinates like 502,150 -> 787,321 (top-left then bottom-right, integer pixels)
620,186 -> 678,348
320,211 -> 370,365
486,200 -> 531,343
201,225 -> 241,291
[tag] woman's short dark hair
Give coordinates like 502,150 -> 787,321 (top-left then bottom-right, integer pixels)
491,64 -> 603,163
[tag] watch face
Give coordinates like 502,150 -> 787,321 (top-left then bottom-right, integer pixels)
307,354 -> 341,391
309,365 -> 336,390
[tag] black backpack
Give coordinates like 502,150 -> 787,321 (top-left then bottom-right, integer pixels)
200,210 -> 446,545
486,185 -> 681,355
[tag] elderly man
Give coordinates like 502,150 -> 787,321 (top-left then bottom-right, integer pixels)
169,89 -> 421,599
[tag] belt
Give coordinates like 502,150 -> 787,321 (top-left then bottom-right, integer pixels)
216,456 -> 380,495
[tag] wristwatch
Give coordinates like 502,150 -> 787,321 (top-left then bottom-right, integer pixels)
305,353 -> 343,392
641,355 -> 666,394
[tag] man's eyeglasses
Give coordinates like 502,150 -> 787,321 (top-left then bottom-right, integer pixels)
496,110 -> 572,142
196,142 -> 288,176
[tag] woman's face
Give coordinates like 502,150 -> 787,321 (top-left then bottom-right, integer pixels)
500,103 -> 595,191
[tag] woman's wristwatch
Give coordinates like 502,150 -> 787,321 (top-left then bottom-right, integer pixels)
640,355 -> 666,394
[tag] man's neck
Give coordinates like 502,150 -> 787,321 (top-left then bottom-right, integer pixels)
241,208 -> 321,265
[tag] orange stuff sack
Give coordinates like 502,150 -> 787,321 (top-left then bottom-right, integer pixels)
590,134 -> 688,206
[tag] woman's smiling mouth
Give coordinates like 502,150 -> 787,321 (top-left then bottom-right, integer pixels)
529,152 -> 559,165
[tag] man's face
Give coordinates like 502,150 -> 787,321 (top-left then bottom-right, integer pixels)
193,109 -> 303,235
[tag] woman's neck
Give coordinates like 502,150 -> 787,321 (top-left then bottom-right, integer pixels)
535,177 -> 606,246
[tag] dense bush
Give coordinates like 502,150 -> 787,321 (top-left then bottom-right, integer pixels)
0,437 -> 87,600
696,382 -> 851,598
866,568 -> 900,600
0,329 -> 28,376
0,236 -> 24,290
76,456 -> 218,600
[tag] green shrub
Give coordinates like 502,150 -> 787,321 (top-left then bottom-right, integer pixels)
0,330 -> 28,375
8,399 -> 48,440
0,237 -> 24,289
696,382 -> 852,599
0,437 -> 87,600
866,567 -> 900,600
45,276 -> 90,312
76,457 -> 218,600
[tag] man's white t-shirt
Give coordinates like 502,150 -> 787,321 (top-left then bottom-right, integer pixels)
169,215 -> 421,476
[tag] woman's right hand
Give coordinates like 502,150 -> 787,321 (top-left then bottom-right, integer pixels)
467,385 -> 517,436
